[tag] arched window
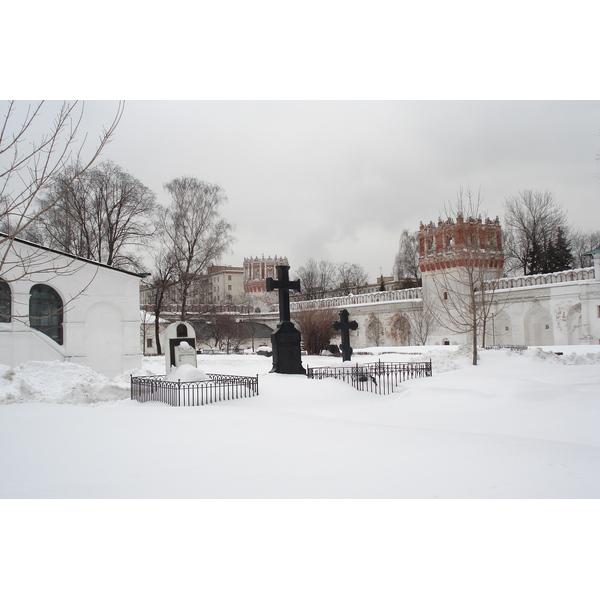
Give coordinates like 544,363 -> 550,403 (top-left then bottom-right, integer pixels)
29,284 -> 63,345
0,279 -> 11,323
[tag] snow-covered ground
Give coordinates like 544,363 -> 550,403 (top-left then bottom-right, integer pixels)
2,345 -> 599,499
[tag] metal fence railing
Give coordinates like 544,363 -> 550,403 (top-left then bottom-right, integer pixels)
306,360 -> 432,395
131,373 -> 259,407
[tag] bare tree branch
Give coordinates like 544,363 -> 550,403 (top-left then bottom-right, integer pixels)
503,189 -> 568,275
1,100 -> 124,281
162,177 -> 235,321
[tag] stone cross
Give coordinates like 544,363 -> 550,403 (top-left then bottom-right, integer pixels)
265,264 -> 305,374
266,265 -> 300,323
332,308 -> 358,362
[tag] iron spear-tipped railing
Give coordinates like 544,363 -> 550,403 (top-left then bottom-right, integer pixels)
306,360 -> 432,395
131,373 -> 259,407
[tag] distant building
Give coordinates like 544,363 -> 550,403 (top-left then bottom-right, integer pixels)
141,265 -> 246,313
203,265 -> 245,305
244,255 -> 289,294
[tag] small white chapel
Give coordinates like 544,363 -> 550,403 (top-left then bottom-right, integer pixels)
1,234 -> 142,377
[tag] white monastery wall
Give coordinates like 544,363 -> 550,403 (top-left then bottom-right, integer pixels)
246,266 -> 600,349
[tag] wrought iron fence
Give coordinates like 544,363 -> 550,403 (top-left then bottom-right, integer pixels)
306,360 -> 432,395
131,373 -> 259,407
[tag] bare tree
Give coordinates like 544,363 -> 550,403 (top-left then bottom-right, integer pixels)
409,299 -> 438,345
570,229 -> 600,268
503,190 -> 569,275
162,177 -> 235,320
1,100 -> 123,280
294,258 -> 339,300
37,160 -> 156,269
202,311 -> 245,353
144,242 -> 178,355
337,262 -> 369,294
293,308 -> 337,355
393,229 -> 420,281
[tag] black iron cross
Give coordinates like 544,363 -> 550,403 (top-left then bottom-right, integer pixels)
332,308 -> 358,362
266,265 -> 301,323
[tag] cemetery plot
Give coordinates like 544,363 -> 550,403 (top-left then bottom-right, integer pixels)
306,360 -> 432,395
131,373 -> 259,407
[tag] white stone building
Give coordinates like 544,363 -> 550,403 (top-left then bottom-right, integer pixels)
204,265 -> 245,305
1,235 -> 143,376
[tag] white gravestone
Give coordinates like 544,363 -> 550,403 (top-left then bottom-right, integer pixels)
174,341 -> 197,368
164,321 -> 197,374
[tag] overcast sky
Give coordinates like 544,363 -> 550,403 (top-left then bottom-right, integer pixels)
7,3 -> 599,281
74,100 -> 599,280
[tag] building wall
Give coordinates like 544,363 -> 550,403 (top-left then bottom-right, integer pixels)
205,266 -> 245,305
1,238 -> 142,376
247,266 -> 600,350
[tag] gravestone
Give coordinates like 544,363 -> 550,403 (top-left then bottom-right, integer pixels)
174,341 -> 197,367
332,308 -> 358,362
265,265 -> 306,374
164,320 -> 197,374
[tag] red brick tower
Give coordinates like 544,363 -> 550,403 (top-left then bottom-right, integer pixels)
243,255 -> 289,294
418,215 -> 504,275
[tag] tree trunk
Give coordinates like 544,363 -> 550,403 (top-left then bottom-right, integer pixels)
472,327 -> 478,365
154,309 -> 162,355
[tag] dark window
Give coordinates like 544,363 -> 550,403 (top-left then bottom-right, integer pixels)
146,338 -> 153,348
29,284 -> 63,345
176,324 -> 188,337
0,279 -> 10,323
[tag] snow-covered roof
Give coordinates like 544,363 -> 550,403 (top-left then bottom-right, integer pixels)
140,310 -> 170,324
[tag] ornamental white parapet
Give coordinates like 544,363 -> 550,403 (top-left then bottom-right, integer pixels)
486,267 -> 595,291
291,287 -> 422,312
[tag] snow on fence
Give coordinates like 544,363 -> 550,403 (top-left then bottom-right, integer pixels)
131,373 -> 259,407
306,360 -> 432,395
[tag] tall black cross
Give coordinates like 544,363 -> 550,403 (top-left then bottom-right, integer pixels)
332,308 -> 358,362
266,265 -> 301,323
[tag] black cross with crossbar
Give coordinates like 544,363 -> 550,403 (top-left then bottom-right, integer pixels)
266,265 -> 300,323
332,308 -> 358,362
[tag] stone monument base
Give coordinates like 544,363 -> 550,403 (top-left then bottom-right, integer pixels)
270,321 -> 306,374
